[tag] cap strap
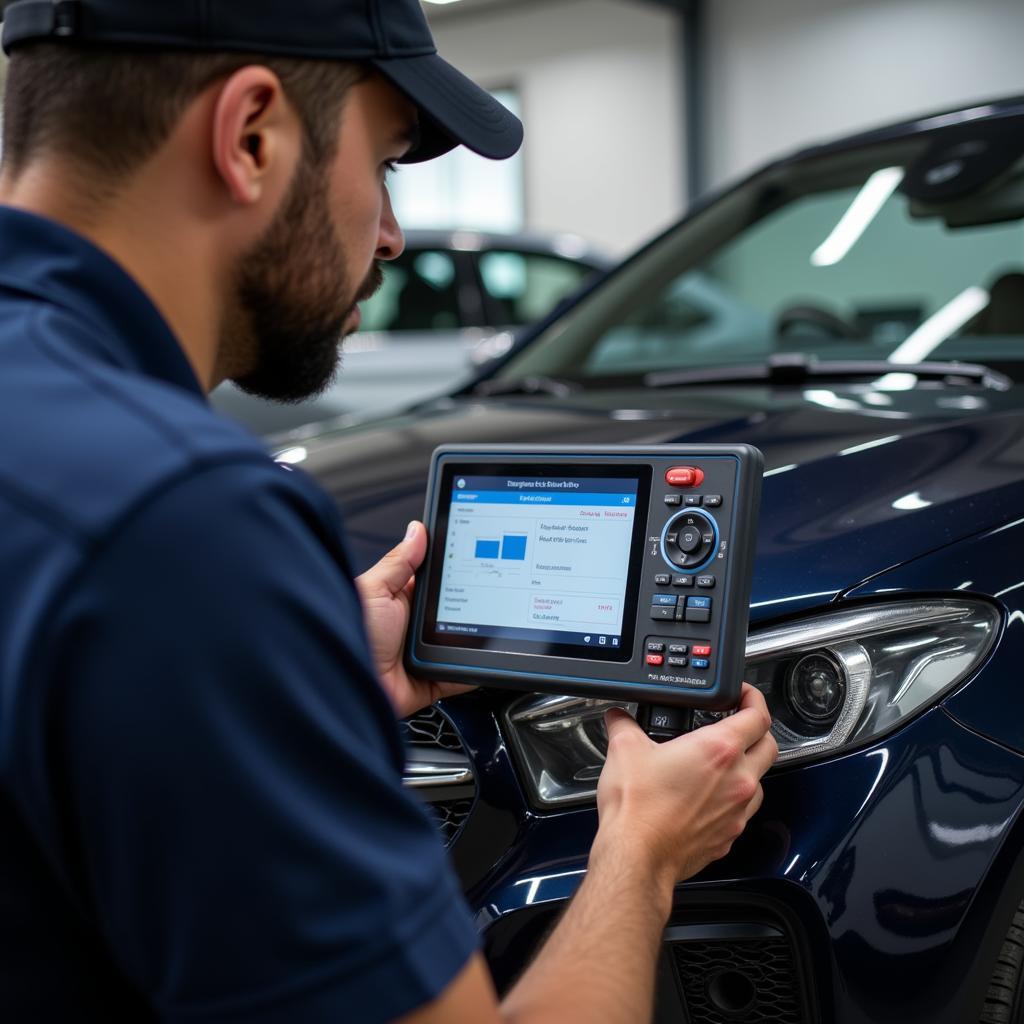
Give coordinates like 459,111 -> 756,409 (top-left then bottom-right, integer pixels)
3,1 -> 82,52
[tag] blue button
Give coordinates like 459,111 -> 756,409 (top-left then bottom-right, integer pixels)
687,595 -> 712,610
692,658 -> 710,669
652,594 -> 678,606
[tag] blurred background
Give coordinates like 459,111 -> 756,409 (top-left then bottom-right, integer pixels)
410,0 -> 1024,256
3,0 -> 1023,428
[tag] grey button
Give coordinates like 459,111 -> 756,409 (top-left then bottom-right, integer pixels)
696,575 -> 716,588
684,494 -> 702,506
651,606 -> 675,620
672,575 -> 694,587
678,528 -> 701,553
668,643 -> 688,655
668,656 -> 688,668
663,494 -> 681,506
685,607 -> 711,624
704,494 -> 723,507
646,641 -> 666,653
654,573 -> 671,586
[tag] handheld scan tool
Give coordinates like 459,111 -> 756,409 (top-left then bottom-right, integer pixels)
407,445 -> 763,738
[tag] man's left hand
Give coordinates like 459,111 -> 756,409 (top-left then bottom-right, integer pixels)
356,521 -> 476,718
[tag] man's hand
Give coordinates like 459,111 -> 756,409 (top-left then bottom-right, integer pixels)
594,684 -> 777,889
355,521 -> 476,718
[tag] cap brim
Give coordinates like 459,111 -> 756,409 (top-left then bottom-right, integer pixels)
371,53 -> 523,164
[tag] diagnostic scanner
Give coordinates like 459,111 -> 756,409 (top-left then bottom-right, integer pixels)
407,445 -> 763,728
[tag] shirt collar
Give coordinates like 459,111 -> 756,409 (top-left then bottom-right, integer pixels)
0,206 -> 203,397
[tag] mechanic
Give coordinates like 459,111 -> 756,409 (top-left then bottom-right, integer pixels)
0,1 -> 777,1021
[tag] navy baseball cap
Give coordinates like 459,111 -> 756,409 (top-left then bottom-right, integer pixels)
1,0 -> 523,163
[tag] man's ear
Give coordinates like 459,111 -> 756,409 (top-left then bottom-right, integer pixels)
209,65 -> 300,207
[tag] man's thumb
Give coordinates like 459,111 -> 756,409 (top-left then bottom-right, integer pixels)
604,707 -> 642,746
364,521 -> 427,597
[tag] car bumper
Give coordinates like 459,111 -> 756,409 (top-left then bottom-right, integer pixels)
447,701 -> 1024,1023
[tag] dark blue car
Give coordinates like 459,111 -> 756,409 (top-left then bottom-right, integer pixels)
281,95 -> 1024,1023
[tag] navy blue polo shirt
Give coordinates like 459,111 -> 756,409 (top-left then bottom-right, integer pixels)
0,207 -> 479,1022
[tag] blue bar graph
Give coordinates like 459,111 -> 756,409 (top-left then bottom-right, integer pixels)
500,535 -> 527,561
474,539 -> 500,558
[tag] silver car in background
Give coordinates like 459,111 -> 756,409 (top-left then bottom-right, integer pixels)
213,228 -> 609,437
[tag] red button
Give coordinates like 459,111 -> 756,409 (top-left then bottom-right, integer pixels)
666,466 -> 705,488
692,644 -> 712,657
646,654 -> 665,667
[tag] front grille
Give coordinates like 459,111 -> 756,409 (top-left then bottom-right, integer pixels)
401,705 -> 465,752
401,706 -> 475,849
669,934 -> 808,1023
425,797 -> 474,846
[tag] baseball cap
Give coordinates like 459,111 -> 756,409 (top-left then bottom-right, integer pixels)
1,0 -> 524,164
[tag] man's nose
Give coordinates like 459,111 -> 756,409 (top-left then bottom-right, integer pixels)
376,188 -> 405,261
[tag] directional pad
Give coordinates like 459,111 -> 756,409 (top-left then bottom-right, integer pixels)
663,510 -> 717,569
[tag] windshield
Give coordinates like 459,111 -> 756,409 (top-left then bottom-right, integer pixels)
499,115 -> 1024,384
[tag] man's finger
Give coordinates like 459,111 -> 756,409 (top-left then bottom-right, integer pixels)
604,707 -> 643,747
357,521 -> 427,598
721,685 -> 772,748
747,731 -> 779,777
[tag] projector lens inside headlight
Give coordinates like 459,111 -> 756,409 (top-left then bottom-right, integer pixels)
505,598 -> 1000,808
785,652 -> 846,728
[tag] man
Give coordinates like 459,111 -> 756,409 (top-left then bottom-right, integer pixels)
0,1 -> 776,1021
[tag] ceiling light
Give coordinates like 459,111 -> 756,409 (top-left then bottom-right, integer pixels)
888,286 -> 990,364
811,167 -> 905,267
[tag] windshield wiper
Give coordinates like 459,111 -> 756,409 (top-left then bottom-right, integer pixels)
645,354 -> 1012,391
473,375 -> 580,398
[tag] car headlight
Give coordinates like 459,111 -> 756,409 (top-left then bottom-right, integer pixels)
504,598 -> 1000,808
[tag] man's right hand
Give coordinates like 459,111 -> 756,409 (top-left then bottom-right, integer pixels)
593,683 -> 778,890
397,685 -> 777,1024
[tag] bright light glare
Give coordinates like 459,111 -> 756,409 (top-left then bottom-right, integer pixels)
892,492 -> 932,510
874,372 -> 918,391
811,167 -> 905,267
803,389 -> 862,411
423,0 -> 464,5
274,447 -> 308,465
839,434 -> 901,457
888,286 -> 990,364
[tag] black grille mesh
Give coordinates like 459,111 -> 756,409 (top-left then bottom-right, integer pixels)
425,797 -> 474,847
670,937 -> 807,1023
401,707 -> 474,849
401,705 -> 465,751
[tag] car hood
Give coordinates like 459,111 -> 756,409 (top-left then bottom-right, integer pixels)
293,384 -> 1024,623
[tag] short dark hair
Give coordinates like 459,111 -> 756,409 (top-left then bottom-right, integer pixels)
2,44 -> 367,181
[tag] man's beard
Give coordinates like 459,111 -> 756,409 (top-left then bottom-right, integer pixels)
226,150 -> 382,404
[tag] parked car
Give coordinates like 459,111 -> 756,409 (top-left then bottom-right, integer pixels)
212,228 -> 608,436
282,96 -> 1024,1023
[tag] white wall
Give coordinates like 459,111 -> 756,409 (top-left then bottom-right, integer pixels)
705,0 -> 1024,190
428,0 -> 686,256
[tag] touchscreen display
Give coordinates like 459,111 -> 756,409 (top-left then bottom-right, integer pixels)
424,467 -> 650,661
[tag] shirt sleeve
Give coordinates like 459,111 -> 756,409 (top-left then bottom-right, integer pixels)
40,458 -> 480,1022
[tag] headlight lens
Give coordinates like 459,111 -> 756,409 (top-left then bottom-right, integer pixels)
505,598 -> 1000,808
